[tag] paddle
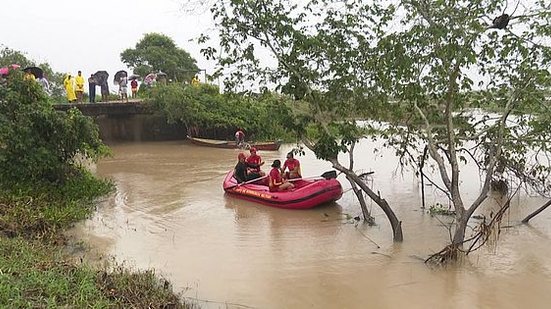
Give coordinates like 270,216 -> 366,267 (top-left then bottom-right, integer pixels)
288,170 -> 338,182
227,175 -> 268,189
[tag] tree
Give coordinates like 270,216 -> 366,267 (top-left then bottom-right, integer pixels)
367,0 -> 551,263
0,46 -> 34,68
0,70 -> 108,186
121,33 -> 199,82
194,0 -> 551,255
149,83 -> 293,141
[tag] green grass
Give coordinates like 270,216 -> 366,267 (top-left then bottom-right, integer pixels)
0,171 -> 113,240
0,172 -> 196,308
0,238 -> 196,308
0,238 -> 111,308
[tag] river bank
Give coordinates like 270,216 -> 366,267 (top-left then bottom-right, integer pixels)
0,172 -> 196,308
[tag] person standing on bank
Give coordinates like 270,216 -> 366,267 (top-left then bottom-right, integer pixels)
130,78 -> 138,98
119,73 -> 128,102
37,73 -> 50,95
75,71 -> 85,103
88,74 -> 96,103
100,80 -> 109,102
63,74 -> 76,103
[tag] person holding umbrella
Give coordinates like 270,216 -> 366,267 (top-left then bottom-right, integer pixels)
191,74 -> 200,86
23,70 -> 36,81
100,81 -> 109,102
37,73 -> 51,95
118,72 -> 128,102
23,67 -> 42,81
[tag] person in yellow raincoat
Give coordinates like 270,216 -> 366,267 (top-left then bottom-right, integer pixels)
75,70 -> 85,103
64,74 -> 77,103
191,75 -> 200,86
23,70 -> 36,81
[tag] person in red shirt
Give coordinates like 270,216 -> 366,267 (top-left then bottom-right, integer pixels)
246,147 -> 265,176
283,151 -> 301,179
130,79 -> 138,98
269,160 -> 294,192
235,129 -> 245,147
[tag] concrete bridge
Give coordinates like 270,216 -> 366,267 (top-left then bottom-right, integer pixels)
52,100 -> 150,116
52,100 -> 186,142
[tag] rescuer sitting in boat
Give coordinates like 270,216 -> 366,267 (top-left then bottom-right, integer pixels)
234,152 -> 262,183
282,151 -> 301,179
269,160 -> 294,192
246,147 -> 266,176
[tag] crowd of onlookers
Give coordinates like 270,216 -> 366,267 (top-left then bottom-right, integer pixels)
2,65 -> 203,103
62,71 -> 139,103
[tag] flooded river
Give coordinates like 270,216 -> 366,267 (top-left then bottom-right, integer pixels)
72,141 -> 551,308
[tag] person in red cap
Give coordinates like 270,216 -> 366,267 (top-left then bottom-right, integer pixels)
269,159 -> 294,192
246,147 -> 265,176
234,152 -> 261,183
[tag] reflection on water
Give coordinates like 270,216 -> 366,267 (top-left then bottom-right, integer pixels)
71,141 -> 551,308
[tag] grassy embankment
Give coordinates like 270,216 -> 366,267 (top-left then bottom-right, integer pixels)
0,172 -> 196,308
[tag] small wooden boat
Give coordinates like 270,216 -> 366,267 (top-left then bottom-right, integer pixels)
222,170 -> 342,209
187,136 -> 282,151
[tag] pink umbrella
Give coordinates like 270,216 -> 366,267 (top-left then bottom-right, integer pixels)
144,73 -> 157,85
0,64 -> 21,76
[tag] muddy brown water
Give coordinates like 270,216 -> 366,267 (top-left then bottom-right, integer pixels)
72,141 -> 551,308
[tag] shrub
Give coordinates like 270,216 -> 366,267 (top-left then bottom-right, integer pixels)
0,70 -> 109,187
148,83 -> 294,141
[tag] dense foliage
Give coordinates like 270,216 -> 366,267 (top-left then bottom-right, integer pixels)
121,33 -> 199,83
148,83 -> 294,141
0,70 -> 108,186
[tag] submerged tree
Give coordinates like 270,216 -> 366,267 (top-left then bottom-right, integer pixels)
191,0 -> 551,254
369,0 -> 551,262
121,33 -> 199,82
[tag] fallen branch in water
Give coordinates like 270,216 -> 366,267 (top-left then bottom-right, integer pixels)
522,199 -> 551,223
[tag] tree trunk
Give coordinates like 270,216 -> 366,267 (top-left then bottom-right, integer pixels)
452,216 -> 468,245
522,199 -> 551,223
419,146 -> 428,209
346,175 -> 374,224
331,160 -> 403,241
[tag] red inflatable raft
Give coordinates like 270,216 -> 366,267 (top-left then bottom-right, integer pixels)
222,170 -> 343,209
